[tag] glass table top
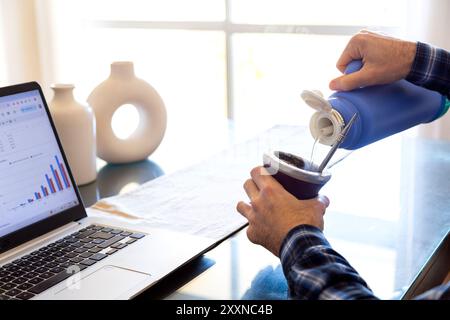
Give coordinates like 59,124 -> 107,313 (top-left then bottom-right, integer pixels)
79,126 -> 450,300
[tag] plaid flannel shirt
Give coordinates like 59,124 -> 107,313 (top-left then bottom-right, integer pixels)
406,41 -> 450,99
280,225 -> 450,300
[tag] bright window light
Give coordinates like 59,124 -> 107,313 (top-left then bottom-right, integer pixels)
112,104 -> 140,140
230,0 -> 407,26
42,0 -> 405,216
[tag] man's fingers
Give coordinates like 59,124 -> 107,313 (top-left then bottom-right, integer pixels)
243,179 -> 259,201
236,201 -> 252,219
336,51 -> 356,74
316,195 -> 330,216
329,69 -> 374,91
317,194 -> 330,208
335,40 -> 363,73
250,166 -> 281,190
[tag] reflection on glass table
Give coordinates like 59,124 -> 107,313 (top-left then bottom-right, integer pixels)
137,232 -> 289,300
79,159 -> 164,207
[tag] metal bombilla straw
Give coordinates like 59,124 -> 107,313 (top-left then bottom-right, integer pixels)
318,113 -> 358,173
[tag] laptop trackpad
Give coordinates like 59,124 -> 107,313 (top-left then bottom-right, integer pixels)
54,265 -> 150,300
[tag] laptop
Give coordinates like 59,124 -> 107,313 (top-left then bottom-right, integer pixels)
0,82 -> 214,300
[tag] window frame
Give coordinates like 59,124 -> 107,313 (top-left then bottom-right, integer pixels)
88,0 -> 399,120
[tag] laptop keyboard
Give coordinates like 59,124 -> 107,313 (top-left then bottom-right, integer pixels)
0,225 -> 145,300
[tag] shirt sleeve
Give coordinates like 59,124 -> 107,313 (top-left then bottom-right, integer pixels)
280,224 -> 450,300
406,41 -> 450,99
279,224 -> 377,300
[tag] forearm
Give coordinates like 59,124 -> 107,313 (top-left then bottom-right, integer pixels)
280,225 -> 377,300
406,42 -> 450,99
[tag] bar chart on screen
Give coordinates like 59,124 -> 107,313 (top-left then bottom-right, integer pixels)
20,155 -> 72,208
0,90 -> 79,237
0,123 -> 76,214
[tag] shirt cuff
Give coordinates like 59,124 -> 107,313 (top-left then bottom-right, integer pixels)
406,41 -> 433,86
406,41 -> 450,98
279,224 -> 330,272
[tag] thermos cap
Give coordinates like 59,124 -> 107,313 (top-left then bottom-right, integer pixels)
301,90 -> 345,146
301,90 -> 332,112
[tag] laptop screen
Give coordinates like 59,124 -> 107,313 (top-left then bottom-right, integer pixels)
0,89 -> 79,238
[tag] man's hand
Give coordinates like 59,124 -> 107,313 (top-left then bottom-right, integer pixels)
236,166 -> 329,257
329,30 -> 417,91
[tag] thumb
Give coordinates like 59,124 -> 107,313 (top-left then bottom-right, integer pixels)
317,194 -> 330,208
329,70 -> 372,91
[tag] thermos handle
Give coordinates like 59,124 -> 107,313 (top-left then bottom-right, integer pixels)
345,60 -> 363,74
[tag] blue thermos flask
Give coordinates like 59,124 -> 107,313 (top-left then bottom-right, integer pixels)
302,60 -> 450,150
267,60 -> 450,200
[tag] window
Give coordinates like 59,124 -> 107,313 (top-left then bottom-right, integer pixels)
43,0 -> 406,130
41,0 -> 407,217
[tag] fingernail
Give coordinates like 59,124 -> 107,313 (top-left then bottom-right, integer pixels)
329,80 -> 339,91
318,194 -> 330,207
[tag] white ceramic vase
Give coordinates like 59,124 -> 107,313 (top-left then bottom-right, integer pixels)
49,84 -> 97,186
87,61 -> 167,164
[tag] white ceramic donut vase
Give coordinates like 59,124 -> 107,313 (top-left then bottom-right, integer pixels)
87,61 -> 167,164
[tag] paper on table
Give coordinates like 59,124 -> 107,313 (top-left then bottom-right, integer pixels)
90,126 -> 309,240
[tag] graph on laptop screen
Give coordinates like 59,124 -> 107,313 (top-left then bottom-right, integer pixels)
0,90 -> 79,237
